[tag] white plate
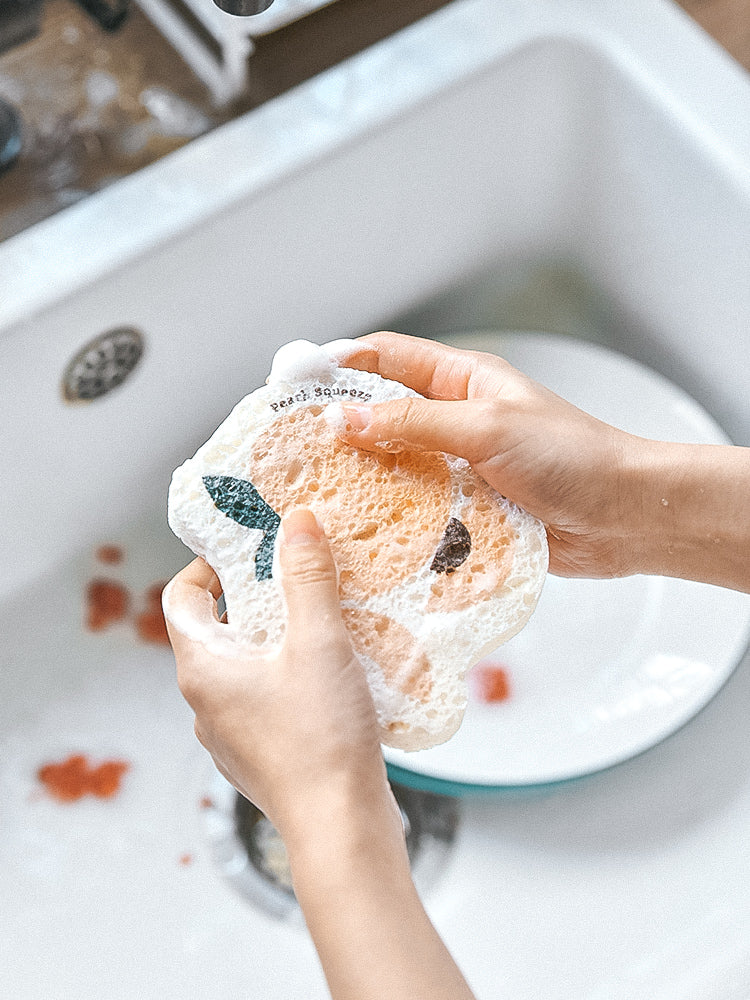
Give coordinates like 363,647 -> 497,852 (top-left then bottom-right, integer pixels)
383,332 -> 750,791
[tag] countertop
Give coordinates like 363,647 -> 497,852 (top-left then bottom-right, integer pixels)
676,0 -> 750,70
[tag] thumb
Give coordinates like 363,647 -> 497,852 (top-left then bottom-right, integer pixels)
326,396 -> 500,465
278,508 -> 345,640
162,557 -> 223,656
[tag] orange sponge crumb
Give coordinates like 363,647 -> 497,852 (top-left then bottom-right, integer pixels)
86,579 -> 130,631
37,753 -> 130,802
95,545 -> 125,565
471,662 -> 511,703
135,581 -> 171,646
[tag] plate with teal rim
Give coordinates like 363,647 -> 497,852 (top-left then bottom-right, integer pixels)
383,332 -> 750,795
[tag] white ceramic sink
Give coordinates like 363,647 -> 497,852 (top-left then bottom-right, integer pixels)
2,1 -> 750,996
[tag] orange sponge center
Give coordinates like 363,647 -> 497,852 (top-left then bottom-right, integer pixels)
248,406 -> 452,600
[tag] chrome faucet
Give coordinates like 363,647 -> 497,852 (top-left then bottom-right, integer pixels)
211,0 -> 273,15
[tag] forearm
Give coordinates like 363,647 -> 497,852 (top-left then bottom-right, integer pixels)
284,795 -> 476,1000
620,440 -> 750,591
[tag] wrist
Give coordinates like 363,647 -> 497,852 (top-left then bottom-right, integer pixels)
617,438 -> 750,589
282,777 -> 477,1000
614,436 -> 673,576
277,764 -> 405,868
279,770 -> 409,886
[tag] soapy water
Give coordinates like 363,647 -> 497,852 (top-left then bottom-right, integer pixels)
0,68 -> 213,213
0,1 -> 220,240
391,261 -> 620,353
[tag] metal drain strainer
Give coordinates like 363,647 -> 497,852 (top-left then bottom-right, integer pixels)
62,327 -> 144,402
203,773 -> 460,921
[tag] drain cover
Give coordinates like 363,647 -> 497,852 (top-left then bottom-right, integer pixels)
0,99 -> 22,173
62,327 -> 144,402
203,772 -> 460,921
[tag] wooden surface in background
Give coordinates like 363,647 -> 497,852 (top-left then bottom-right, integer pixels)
675,0 -> 750,70
250,0 -> 750,95
0,0 -> 747,239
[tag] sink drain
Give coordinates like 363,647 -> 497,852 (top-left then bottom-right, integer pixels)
0,99 -> 22,173
62,326 -> 144,402
203,773 -> 460,921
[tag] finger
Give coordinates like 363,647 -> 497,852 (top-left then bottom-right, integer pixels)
277,508 -> 346,643
325,395 -> 504,466
161,557 -> 223,651
169,557 -> 222,600
338,331 -> 511,402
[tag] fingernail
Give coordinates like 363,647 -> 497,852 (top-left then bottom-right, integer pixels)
281,508 -> 323,546
330,402 -> 371,433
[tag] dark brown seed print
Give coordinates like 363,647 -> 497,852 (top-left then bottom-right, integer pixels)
430,518 -> 471,574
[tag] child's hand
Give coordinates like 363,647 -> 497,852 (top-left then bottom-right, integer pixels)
333,331 -> 750,592
163,508 -> 396,846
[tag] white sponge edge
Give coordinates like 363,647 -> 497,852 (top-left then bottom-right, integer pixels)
167,361 -> 548,752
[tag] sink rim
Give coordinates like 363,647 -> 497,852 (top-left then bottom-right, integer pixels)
1,0 -> 749,335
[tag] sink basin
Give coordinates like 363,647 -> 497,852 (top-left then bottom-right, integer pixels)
2,1 -> 750,996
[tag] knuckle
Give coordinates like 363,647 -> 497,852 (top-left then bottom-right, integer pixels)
372,397 -> 426,451
392,395 -> 423,429
473,396 -> 504,426
281,544 -> 336,588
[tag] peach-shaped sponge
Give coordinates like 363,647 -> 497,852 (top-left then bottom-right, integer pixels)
167,340 -> 548,750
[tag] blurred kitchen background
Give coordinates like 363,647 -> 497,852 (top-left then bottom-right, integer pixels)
0,0 -> 748,242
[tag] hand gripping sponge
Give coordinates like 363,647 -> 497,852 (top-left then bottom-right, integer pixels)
167,340 -> 548,750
